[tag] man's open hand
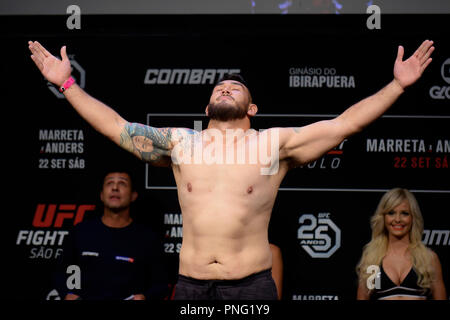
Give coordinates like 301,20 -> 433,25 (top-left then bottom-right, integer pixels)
28,41 -> 72,87
394,40 -> 434,89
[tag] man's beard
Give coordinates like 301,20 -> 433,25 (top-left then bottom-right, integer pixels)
207,101 -> 248,122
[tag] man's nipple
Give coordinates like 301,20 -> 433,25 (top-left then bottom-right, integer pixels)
187,182 -> 192,192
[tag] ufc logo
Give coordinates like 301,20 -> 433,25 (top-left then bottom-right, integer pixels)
32,204 -> 95,228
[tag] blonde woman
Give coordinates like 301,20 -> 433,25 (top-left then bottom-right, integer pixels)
356,188 -> 446,300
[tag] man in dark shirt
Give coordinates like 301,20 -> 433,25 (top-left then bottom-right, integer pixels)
55,168 -> 168,300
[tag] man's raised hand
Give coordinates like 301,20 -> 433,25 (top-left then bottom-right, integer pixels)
393,40 -> 435,90
28,41 -> 72,87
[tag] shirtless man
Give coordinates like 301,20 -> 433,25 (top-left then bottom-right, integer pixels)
29,40 -> 434,299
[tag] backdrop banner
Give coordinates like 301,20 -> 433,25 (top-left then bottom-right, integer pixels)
3,13 -> 449,302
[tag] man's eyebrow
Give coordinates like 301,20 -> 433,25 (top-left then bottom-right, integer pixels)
105,177 -> 129,182
216,81 -> 245,88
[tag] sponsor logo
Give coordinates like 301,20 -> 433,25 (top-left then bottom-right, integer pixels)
144,68 -> 240,85
16,203 -> 95,260
115,256 -> 135,263
32,204 -> 95,228
289,67 -> 355,88
297,212 -> 341,258
82,251 -> 99,257
429,58 -> 450,99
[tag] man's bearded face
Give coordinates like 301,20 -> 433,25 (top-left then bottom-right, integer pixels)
207,81 -> 250,121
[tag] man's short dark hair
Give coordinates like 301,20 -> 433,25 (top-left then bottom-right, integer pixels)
99,165 -> 136,191
216,73 -> 249,88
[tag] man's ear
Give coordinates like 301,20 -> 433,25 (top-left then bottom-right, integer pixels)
131,191 -> 138,203
205,105 -> 209,116
247,104 -> 258,117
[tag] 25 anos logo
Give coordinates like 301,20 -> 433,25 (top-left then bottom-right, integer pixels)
297,213 -> 341,258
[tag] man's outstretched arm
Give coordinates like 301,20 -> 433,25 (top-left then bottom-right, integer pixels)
279,40 -> 435,166
28,41 -> 180,165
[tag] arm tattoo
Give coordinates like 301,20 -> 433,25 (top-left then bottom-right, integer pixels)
120,122 -> 173,162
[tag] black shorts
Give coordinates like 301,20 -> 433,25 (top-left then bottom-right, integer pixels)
173,269 -> 278,300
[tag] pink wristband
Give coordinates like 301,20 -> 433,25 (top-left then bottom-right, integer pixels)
59,76 -> 75,93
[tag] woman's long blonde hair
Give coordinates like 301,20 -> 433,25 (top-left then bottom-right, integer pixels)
356,188 -> 434,291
